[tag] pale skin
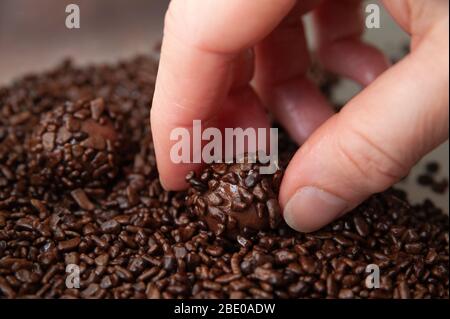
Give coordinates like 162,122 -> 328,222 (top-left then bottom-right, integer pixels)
151,0 -> 449,232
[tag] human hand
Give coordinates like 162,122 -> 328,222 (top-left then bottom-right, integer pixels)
151,0 -> 449,232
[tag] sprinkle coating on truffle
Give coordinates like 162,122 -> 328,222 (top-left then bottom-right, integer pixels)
27,98 -> 123,190
186,156 -> 283,239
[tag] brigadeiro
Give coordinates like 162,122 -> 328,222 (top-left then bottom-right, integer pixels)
186,154 -> 283,239
27,98 -> 123,190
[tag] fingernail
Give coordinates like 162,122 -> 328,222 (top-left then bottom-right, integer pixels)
283,186 -> 348,232
159,178 -> 169,191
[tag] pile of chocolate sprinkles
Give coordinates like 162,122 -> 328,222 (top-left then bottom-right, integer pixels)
0,56 -> 448,299
416,161 -> 449,195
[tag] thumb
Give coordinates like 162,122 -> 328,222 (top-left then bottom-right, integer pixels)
279,20 -> 449,232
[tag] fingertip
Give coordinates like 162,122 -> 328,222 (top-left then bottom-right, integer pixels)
158,176 -> 170,192
158,170 -> 190,191
282,186 -> 349,232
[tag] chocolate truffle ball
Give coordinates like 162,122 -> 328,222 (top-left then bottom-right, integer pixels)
28,98 -> 123,190
186,157 -> 283,239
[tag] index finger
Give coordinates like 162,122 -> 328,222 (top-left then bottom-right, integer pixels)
151,0 -> 296,190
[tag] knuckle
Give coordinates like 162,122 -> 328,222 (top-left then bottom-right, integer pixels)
335,126 -> 409,193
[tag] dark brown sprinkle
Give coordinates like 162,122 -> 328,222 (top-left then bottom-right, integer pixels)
163,255 -> 177,272
58,237 -> 81,252
417,174 -> 433,186
9,111 -> 31,126
338,288 -> 354,299
274,250 -> 297,265
65,252 -> 80,265
299,255 -> 316,274
90,98 -> 105,121
70,189 -> 95,211
0,277 -> 15,298
42,132 -> 56,151
398,281 -> 411,299
416,162 -> 448,195
0,164 -> 14,181
94,254 -> 109,266
189,178 -> 207,191
100,220 -> 121,234
333,235 -> 353,247
0,55 -> 447,300
426,161 -> 440,174
353,216 -> 370,237
244,174 -> 257,188
431,178 -> 448,194
115,266 -> 133,282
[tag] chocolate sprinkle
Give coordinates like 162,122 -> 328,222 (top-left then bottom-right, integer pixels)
0,56 -> 448,299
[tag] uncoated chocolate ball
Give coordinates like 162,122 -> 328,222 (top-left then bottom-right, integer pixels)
27,98 -> 122,190
186,157 -> 283,239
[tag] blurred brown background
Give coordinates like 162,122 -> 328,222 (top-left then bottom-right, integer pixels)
0,0 -> 448,211
0,0 -> 168,84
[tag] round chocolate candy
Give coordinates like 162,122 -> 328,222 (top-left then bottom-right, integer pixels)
27,98 -> 123,190
186,156 -> 283,239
